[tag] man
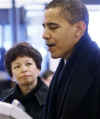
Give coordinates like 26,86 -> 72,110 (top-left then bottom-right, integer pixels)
42,0 -> 100,119
2,42 -> 48,119
41,70 -> 54,87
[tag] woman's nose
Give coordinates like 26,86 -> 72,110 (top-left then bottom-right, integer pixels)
21,65 -> 28,72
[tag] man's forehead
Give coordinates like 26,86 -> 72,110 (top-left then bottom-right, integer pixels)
45,7 -> 62,18
44,9 -> 64,24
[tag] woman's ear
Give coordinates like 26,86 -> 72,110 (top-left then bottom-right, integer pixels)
12,75 -> 16,82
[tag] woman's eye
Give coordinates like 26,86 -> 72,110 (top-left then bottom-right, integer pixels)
26,62 -> 32,66
14,65 -> 20,69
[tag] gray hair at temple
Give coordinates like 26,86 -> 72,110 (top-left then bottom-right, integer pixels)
45,0 -> 89,30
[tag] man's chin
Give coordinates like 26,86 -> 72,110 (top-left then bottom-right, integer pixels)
51,54 -> 60,59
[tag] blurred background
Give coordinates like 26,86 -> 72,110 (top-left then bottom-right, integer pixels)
0,0 -> 100,81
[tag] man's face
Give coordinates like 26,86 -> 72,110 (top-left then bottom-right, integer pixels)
42,7 -> 81,59
11,56 -> 40,95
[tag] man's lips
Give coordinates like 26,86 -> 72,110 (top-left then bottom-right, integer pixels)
46,43 -> 55,48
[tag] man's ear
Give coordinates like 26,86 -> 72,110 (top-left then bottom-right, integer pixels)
74,21 -> 86,39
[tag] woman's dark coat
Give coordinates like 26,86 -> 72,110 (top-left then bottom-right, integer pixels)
3,77 -> 48,119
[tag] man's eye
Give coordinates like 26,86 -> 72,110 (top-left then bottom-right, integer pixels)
49,25 -> 59,30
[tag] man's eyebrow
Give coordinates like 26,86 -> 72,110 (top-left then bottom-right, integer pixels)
42,22 -> 58,27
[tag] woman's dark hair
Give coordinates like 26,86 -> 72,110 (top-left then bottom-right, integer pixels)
5,42 -> 42,77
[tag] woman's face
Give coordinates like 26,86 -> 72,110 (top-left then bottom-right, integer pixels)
11,56 -> 40,95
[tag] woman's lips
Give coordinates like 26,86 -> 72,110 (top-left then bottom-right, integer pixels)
20,75 -> 32,78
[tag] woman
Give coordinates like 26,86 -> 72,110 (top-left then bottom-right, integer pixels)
2,42 -> 48,119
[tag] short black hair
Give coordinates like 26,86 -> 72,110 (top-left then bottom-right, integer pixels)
45,0 -> 89,27
41,70 -> 54,80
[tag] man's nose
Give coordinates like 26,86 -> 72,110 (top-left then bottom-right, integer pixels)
42,29 -> 50,40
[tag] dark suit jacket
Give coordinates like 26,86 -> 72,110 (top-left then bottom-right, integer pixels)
42,33 -> 100,119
